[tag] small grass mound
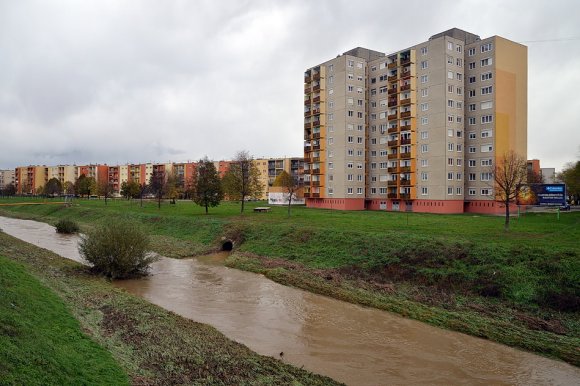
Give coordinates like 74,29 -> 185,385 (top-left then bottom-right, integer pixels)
54,219 -> 80,234
79,219 -> 156,279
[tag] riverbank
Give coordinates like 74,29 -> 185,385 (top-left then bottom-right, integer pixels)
0,198 -> 578,366
0,231 -> 340,385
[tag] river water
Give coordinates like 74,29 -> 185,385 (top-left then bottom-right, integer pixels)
1,216 -> 578,385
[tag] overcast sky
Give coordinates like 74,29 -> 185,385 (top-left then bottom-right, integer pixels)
1,0 -> 579,171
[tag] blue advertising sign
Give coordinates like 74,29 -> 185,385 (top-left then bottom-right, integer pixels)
529,184 -> 567,206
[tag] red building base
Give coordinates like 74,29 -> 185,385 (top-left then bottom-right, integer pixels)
306,198 -> 366,210
366,199 -> 464,213
464,200 -> 520,215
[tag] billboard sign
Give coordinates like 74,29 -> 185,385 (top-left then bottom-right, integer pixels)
520,184 -> 567,206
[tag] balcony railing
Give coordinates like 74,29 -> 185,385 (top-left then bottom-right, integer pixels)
304,192 -> 311,198
387,180 -> 398,186
313,145 -> 320,150
313,85 -> 320,92
387,127 -> 399,133
400,98 -> 411,105
388,154 -> 398,160
400,58 -> 411,66
304,111 -> 311,117
312,193 -> 320,198
388,101 -> 397,107
401,84 -> 411,91
400,166 -> 411,173
401,138 -> 411,145
313,96 -> 321,103
387,114 -> 397,120
401,69 -> 412,78
313,74 -> 321,81
400,111 -> 411,118
312,181 -> 321,187
387,167 -> 398,173
388,62 -> 397,69
388,193 -> 398,199
399,194 -> 411,199
304,122 -> 311,129
304,98 -> 311,105
387,87 -> 397,95
400,152 -> 412,159
387,140 -> 398,147
312,157 -> 320,162
400,179 -> 411,186
388,74 -> 397,82
304,76 -> 312,83
312,168 -> 321,174
312,132 -> 321,139
400,124 -> 412,131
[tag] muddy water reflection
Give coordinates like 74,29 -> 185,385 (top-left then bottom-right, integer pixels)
1,216 -> 579,386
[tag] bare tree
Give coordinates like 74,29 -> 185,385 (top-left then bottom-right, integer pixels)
222,151 -> 263,213
492,151 -> 528,231
149,170 -> 166,209
273,170 -> 302,217
98,180 -> 114,205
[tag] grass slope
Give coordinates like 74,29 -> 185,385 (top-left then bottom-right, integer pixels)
0,231 -> 340,385
0,197 -> 578,365
0,255 -> 128,385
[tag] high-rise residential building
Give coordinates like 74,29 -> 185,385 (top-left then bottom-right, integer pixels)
15,165 -> 46,194
303,28 -> 527,213
47,165 -> 76,187
254,157 -> 305,200
0,169 -> 15,190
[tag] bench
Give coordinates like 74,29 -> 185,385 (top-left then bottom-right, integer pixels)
253,207 -> 271,213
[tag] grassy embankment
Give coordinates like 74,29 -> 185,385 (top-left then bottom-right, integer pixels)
0,231 -> 340,385
0,197 -> 578,366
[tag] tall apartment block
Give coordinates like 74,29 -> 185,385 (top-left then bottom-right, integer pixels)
0,169 -> 15,190
303,28 -> 527,213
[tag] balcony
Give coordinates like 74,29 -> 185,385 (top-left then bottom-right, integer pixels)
312,109 -> 321,115
312,181 -> 321,187
400,124 -> 412,131
400,179 -> 411,186
400,98 -> 411,105
400,58 -> 411,66
312,168 -> 321,174
388,193 -> 398,199
304,76 -> 312,83
387,113 -> 397,120
401,138 -> 411,145
313,85 -> 321,92
388,62 -> 397,69
388,153 -> 398,160
401,69 -> 412,78
313,145 -> 320,150
387,87 -> 397,95
312,132 -> 321,139
387,127 -> 399,133
312,156 -> 320,162
387,140 -> 398,147
400,166 -> 411,172
400,111 -> 411,118
304,111 -> 311,117
388,180 -> 398,186
313,96 -> 321,103
400,194 -> 411,199
388,101 -> 398,107
400,152 -> 412,159
401,84 -> 411,91
313,73 -> 321,81
304,85 -> 311,93
304,98 -> 311,105
387,167 -> 398,173
304,192 -> 311,198
388,74 -> 398,82
304,122 -> 311,129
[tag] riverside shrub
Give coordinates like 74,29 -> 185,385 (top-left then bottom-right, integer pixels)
79,219 -> 155,279
55,219 -> 80,234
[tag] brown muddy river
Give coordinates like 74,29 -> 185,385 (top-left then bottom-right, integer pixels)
1,216 -> 578,385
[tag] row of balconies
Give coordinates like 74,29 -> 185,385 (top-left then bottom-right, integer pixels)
303,193 -> 320,198
387,152 -> 412,160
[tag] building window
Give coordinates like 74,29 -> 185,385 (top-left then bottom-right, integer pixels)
481,188 -> 492,196
421,88 -> 428,97
456,58 -> 463,67
421,144 -> 429,153
448,115 -> 454,123
357,111 -> 363,118
421,75 -> 428,83
481,58 -> 492,67
481,115 -> 493,124
348,110 -> 354,117
421,60 -> 428,69
447,55 -> 454,65
357,74 -> 363,81
481,42 -> 493,53
421,172 -> 428,181
421,46 -> 428,55
448,187 -> 454,195
348,85 -> 354,92
468,47 -> 476,56
456,45 -> 462,53
357,187 -> 363,194
456,187 -> 462,195
348,73 -> 354,80
469,146 -> 476,153
456,159 -> 463,166
481,144 -> 493,152
357,87 -> 363,94
347,162 -> 353,169
481,72 -> 493,81
469,62 -> 476,69
357,137 -> 363,144
347,60 -> 354,67
469,89 -> 476,97
357,62 -> 363,69
328,113 -> 334,121
469,76 -> 476,84
448,158 -> 454,166
347,174 -> 353,181
469,132 -> 476,139
481,158 -> 493,166
448,85 -> 454,93
447,41 -> 453,50
421,103 -> 429,111
421,187 -> 428,195
448,71 -> 454,79
481,86 -> 493,95
421,159 -> 428,167
468,188 -> 476,196
448,129 -> 454,137
469,173 -> 476,181
457,144 -> 463,152
421,131 -> 428,139
481,101 -> 493,110
469,103 -> 476,112
481,172 -> 492,181
448,99 -> 455,108
481,130 -> 493,138
456,73 -> 462,81
347,149 -> 354,156
468,117 -> 476,125
421,117 -> 428,125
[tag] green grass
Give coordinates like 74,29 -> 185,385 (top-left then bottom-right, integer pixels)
0,231 -> 340,385
0,197 -> 578,365
0,254 -> 129,385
